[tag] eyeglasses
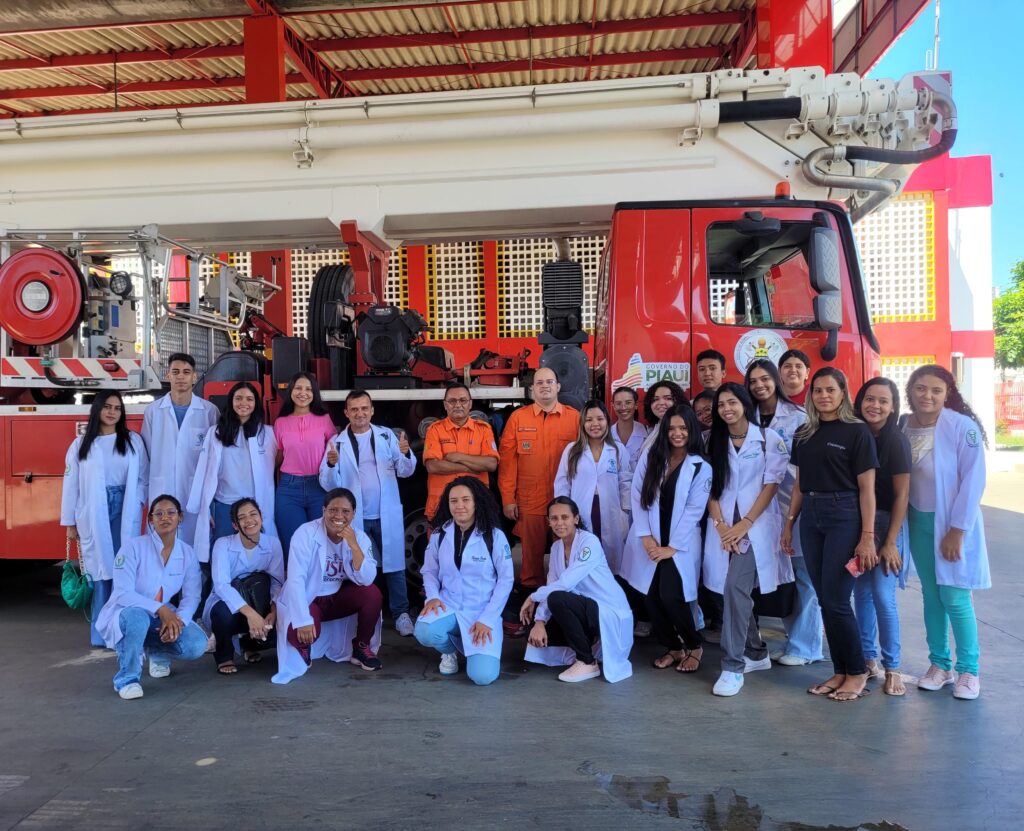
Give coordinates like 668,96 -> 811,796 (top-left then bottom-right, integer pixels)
533,379 -> 557,386
151,509 -> 179,519
445,398 -> 471,405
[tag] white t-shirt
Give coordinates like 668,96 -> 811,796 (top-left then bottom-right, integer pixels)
904,424 -> 936,513
215,430 -> 255,504
318,537 -> 346,596
354,430 -> 381,520
96,433 -> 130,487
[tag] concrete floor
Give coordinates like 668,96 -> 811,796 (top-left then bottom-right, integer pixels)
2,462 -> 1022,830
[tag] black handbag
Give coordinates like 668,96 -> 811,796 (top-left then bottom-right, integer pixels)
752,581 -> 797,619
231,571 -> 272,617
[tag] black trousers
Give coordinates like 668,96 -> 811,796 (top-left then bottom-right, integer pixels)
209,600 -> 275,664
546,591 -> 601,664
646,559 -> 702,651
616,575 -> 649,624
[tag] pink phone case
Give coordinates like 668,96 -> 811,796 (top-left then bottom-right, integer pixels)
845,557 -> 864,577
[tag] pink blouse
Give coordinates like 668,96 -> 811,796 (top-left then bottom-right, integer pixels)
274,413 -> 336,476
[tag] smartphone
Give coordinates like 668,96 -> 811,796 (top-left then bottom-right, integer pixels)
737,539 -> 751,554
845,556 -> 864,578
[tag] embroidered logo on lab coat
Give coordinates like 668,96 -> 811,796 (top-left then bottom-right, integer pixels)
966,429 -> 979,448
777,440 -> 787,454
64,463 -> 71,476
503,543 -> 512,560
114,553 -> 125,568
704,478 -> 712,492
580,547 -> 592,561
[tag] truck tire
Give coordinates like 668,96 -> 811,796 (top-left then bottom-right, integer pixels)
404,508 -> 430,606
307,264 -> 354,358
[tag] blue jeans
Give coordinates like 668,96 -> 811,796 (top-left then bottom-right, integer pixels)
363,518 -> 409,618
91,485 -> 125,647
853,509 -> 902,669
275,474 -> 326,559
113,607 -> 208,691
414,613 -> 501,686
780,553 -> 824,661
800,492 -> 866,677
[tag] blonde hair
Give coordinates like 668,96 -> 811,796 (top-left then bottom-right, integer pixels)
795,367 -> 861,442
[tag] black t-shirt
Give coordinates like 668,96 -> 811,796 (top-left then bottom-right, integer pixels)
659,462 -> 683,546
873,430 -> 912,512
791,419 -> 878,493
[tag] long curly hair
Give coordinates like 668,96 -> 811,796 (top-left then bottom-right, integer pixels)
640,404 -> 706,510
430,475 -> 502,554
642,380 -> 689,426
905,364 -> 988,446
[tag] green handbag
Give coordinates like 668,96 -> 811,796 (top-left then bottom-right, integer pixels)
60,537 -> 93,611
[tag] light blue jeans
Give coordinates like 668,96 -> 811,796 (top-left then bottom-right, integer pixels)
113,607 -> 208,691
853,509 -> 902,669
90,485 -> 125,647
414,613 -> 501,686
780,553 -> 824,662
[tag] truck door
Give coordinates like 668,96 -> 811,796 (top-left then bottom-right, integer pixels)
690,206 -> 863,387
599,207 -> 693,397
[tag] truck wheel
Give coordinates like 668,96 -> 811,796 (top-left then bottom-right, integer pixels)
404,508 -> 430,604
307,264 -> 354,358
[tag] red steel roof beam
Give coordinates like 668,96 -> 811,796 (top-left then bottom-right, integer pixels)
440,4 -> 481,89
0,11 -> 741,73
243,0 -> 353,97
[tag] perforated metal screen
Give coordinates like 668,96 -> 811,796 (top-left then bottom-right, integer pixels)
855,192 -> 936,323
881,355 -> 936,408
427,242 -> 485,340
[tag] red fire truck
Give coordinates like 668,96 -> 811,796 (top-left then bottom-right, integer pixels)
0,66 -> 956,571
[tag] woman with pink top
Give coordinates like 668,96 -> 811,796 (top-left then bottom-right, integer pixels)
274,373 -> 336,558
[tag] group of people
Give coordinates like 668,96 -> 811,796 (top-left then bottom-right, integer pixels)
61,348 -> 991,703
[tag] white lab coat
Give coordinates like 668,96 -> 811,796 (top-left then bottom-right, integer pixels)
910,408 -> 990,590
141,393 -> 219,545
201,531 -> 285,627
525,529 -> 634,683
554,443 -> 631,574
613,420 -> 648,474
756,400 -> 807,554
420,523 -> 514,660
187,424 -> 278,563
619,451 -> 712,601
271,519 -> 382,684
702,428 -> 794,594
318,424 -> 416,574
95,528 -> 202,647
60,433 -> 147,581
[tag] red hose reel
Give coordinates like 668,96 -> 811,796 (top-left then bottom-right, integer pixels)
0,248 -> 85,345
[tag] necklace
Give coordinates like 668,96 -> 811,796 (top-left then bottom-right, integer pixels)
729,431 -> 747,440
914,413 -> 940,428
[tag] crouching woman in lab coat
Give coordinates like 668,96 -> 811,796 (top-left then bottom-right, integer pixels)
61,390 -> 147,647
902,364 -> 990,700
414,476 -> 514,685
619,405 -> 712,674
703,383 -> 791,697
204,498 -> 285,675
520,497 -> 633,683
272,488 -> 384,683
95,494 -> 208,700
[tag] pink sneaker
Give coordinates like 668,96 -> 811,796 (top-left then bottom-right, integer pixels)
918,664 -> 956,691
953,672 -> 980,700
558,661 -> 601,683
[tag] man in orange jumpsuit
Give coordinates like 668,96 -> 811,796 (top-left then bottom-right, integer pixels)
423,383 -> 499,519
498,367 -> 579,589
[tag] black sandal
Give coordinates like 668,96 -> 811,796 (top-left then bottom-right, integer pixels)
676,648 -> 703,673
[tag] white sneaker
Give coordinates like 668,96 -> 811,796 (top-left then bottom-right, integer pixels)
558,661 -> 601,683
633,621 -> 652,638
148,660 -> 171,679
439,653 -> 459,676
918,664 -> 956,691
118,682 -> 144,700
713,671 -> 744,696
769,648 -> 786,661
953,672 -> 980,700
778,653 -> 812,667
743,655 -> 772,673
395,613 -> 415,637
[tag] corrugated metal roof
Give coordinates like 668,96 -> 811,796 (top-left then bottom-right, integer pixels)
0,0 -> 753,116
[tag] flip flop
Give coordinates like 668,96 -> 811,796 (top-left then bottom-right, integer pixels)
217,662 -> 238,675
829,687 -> 871,701
807,682 -> 839,696
675,648 -> 702,673
883,670 -> 906,696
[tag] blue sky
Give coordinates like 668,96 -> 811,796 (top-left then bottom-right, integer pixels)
872,0 -> 1022,289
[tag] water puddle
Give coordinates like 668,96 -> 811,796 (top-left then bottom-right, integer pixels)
577,762 -> 908,830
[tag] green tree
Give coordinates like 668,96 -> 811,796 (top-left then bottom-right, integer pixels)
994,260 -> 1024,367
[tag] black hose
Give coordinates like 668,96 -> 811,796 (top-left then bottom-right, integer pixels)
718,98 -> 802,124
844,128 -> 957,164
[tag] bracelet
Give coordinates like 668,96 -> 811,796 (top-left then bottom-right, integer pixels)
786,514 -> 796,522
742,516 -> 754,525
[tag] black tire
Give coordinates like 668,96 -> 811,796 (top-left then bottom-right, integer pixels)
306,264 -> 354,358
404,508 -> 430,606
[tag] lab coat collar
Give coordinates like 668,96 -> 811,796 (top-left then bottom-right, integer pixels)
157,391 -> 204,412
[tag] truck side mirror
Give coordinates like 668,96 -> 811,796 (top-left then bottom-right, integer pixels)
809,227 -> 842,293
813,292 -> 841,360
